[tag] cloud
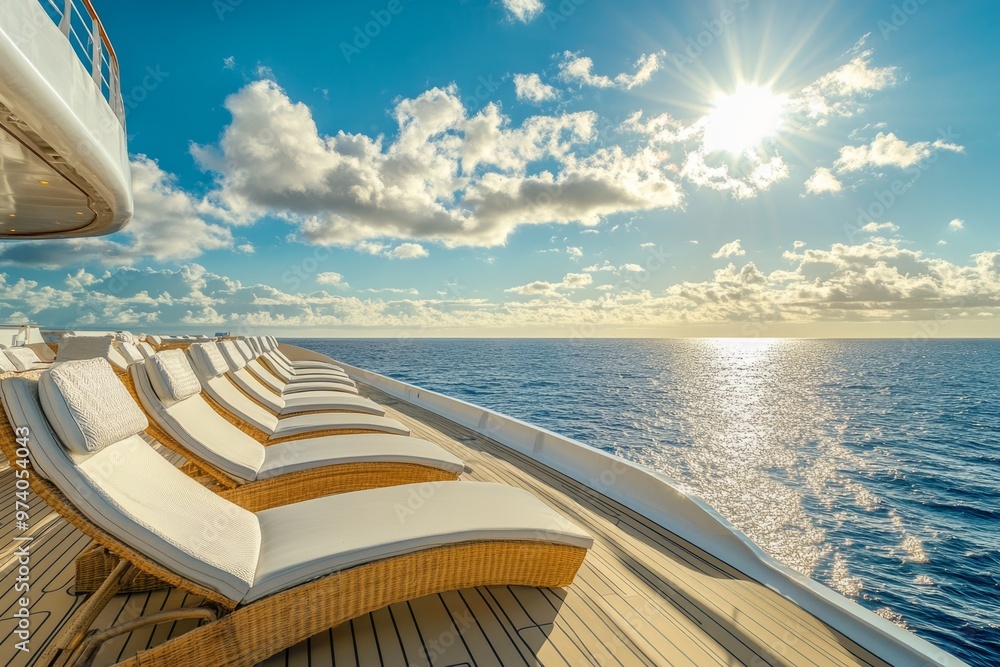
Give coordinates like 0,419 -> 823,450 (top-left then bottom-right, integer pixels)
712,239 -> 746,259
860,222 -> 899,234
793,241 -> 806,249
315,272 -> 349,288
0,156 -> 233,269
361,287 -> 419,295
505,271 -> 593,295
2,240 -> 998,333
557,51 -> 665,90
949,218 -> 965,231
566,246 -> 583,258
222,56 -> 236,70
501,0 -> 544,22
386,242 -> 429,259
237,243 -> 255,254
681,150 -> 789,199
190,80 -> 684,249
640,242 -> 656,248
791,51 -> 898,123
834,132 -> 964,172
513,73 -> 559,103
804,167 -> 843,194
582,261 -> 645,274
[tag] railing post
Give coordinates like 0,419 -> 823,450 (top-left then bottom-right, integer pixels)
59,0 -> 72,36
91,16 -> 102,85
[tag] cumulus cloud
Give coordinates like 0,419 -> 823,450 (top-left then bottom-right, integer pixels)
386,242 -> 429,259
557,51 -> 665,90
189,80 -> 684,249
834,132 -> 964,172
712,239 -> 746,259
566,246 -> 583,258
237,243 -> 255,254
505,271 -> 593,295
582,261 -> 645,274
501,0 -> 543,23
949,218 -> 965,231
513,73 -> 559,103
860,222 -> 899,234
804,167 -> 843,194
315,272 -> 349,288
791,51 -> 898,123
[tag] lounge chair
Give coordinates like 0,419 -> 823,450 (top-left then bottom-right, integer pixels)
251,338 -> 348,379
263,335 -> 345,373
219,340 -> 356,396
236,338 -> 352,383
0,362 -> 591,667
55,334 -> 130,370
189,341 -> 374,416
136,350 -> 411,443
2,345 -> 51,371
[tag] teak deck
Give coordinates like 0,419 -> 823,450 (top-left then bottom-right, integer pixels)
0,380 -> 891,666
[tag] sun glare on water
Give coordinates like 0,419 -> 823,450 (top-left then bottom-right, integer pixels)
702,85 -> 787,154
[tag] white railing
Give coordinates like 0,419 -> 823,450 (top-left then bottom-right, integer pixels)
37,0 -> 123,125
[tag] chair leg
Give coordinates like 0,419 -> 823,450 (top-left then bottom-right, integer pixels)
40,560 -> 134,667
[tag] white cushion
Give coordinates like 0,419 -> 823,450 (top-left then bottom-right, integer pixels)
247,482 -> 592,603
147,335 -> 162,346
203,375 -> 280,433
189,343 -> 230,378
130,364 -> 265,482
269,412 -> 409,440
116,341 -> 145,365
56,334 -> 128,370
0,353 -> 15,372
114,331 -> 136,344
146,350 -> 202,403
4,347 -> 42,372
247,338 -> 263,356
0,378 -> 260,602
37,358 -> 148,455
235,340 -> 256,362
257,433 -> 463,480
218,341 -> 247,370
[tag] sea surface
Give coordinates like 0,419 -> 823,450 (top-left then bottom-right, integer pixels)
289,337 -> 999,666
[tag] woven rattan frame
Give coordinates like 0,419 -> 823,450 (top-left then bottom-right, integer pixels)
116,540 -> 585,667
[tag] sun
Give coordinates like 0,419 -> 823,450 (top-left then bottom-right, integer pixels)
702,85 -> 787,154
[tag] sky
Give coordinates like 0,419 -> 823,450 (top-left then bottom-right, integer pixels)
2,0 -> 999,337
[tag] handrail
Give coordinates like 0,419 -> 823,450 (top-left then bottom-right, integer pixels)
38,0 -> 124,126
78,0 -> 117,74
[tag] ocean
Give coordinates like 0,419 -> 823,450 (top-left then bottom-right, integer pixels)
289,337 -> 999,666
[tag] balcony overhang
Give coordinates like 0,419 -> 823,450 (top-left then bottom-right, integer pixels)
0,0 -> 132,238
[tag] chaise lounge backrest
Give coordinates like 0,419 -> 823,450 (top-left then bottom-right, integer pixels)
136,350 -> 266,481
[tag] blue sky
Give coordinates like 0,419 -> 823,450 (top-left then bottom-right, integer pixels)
2,0 -> 999,336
